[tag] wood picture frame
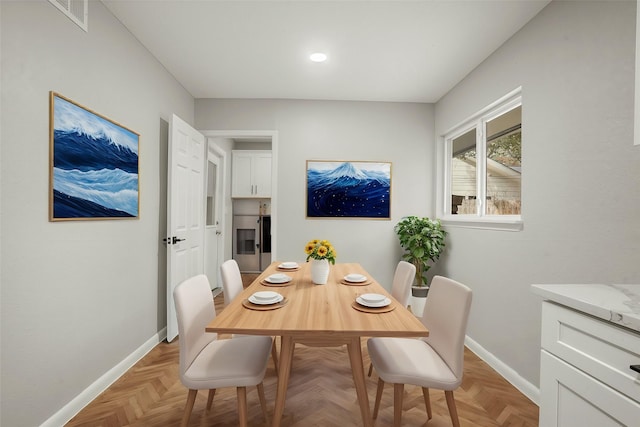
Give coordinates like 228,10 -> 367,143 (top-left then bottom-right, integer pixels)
49,92 -> 140,221
306,160 -> 391,219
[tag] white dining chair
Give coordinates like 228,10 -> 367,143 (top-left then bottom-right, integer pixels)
220,259 -> 245,307
173,274 -> 273,427
367,275 -> 472,427
367,260 -> 416,376
389,260 -> 416,308
220,259 -> 280,374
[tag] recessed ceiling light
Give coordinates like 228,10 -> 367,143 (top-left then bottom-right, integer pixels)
310,52 -> 327,63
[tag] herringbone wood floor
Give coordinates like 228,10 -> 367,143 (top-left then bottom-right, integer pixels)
66,275 -> 539,426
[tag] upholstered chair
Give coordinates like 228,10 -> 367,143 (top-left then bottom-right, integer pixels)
367,275 -> 472,426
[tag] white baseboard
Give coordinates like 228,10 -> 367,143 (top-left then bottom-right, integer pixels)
464,335 -> 540,405
40,327 -> 168,427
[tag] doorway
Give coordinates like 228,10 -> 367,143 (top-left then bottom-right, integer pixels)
202,130 -> 278,271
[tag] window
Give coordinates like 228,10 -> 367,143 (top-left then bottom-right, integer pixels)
441,88 -> 522,230
206,159 -> 218,226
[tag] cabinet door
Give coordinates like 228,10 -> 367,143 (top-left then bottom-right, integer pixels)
232,152 -> 254,197
253,152 -> 272,197
539,350 -> 640,427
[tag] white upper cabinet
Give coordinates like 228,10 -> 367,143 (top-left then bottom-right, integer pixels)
232,150 -> 272,198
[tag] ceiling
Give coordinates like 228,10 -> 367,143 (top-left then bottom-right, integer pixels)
102,0 -> 550,103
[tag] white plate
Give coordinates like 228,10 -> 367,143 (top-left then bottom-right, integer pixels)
249,293 -> 284,305
345,274 -> 367,283
359,293 -> 386,304
356,296 -> 391,308
279,262 -> 299,269
265,273 -> 291,283
252,291 -> 280,301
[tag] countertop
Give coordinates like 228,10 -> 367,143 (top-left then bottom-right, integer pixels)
531,284 -> 640,333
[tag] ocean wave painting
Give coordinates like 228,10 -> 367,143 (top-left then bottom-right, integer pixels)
306,161 -> 391,219
50,92 -> 139,220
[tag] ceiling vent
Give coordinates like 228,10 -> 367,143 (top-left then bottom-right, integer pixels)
48,0 -> 88,32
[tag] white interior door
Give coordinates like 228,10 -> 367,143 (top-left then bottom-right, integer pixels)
167,114 -> 205,342
204,145 -> 224,290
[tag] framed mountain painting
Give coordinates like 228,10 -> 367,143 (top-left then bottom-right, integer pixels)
306,160 -> 391,219
49,92 -> 140,221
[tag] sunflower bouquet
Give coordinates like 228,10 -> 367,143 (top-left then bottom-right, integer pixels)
304,239 -> 337,264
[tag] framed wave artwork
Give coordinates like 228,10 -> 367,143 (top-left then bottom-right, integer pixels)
49,92 -> 140,221
306,160 -> 391,219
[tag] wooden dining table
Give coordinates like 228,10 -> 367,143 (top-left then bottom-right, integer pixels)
206,261 -> 429,427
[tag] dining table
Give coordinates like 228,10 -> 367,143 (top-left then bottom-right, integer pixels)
205,261 -> 429,427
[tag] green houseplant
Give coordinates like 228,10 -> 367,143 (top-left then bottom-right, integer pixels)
394,216 -> 446,297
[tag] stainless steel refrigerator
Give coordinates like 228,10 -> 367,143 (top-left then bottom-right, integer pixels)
232,215 -> 271,273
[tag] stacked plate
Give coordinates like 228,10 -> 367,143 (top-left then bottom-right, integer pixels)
278,261 -> 299,270
344,273 -> 367,283
356,293 -> 391,308
249,291 -> 284,305
265,273 -> 292,284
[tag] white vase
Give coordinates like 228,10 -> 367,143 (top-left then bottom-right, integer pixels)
310,258 -> 330,285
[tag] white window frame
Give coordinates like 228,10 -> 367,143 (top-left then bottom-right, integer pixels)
438,87 -> 523,231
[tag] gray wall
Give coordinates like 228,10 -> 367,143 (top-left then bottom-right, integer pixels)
196,99 -> 434,287
0,2 -> 194,426
433,0 -> 640,390
3,1 -> 639,425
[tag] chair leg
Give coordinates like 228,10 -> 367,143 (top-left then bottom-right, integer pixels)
421,387 -> 432,420
367,362 -> 373,377
257,382 -> 269,422
393,383 -> 404,427
180,389 -> 197,427
444,390 -> 461,427
373,378 -> 385,419
237,386 -> 248,427
271,339 -> 280,376
206,389 -> 216,410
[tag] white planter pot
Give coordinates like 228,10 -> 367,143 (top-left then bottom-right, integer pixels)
310,259 -> 330,284
410,295 -> 427,318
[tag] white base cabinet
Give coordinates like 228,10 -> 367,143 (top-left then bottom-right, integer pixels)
538,301 -> 640,427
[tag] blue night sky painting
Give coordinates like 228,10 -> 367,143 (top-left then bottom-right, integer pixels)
51,93 -> 139,220
306,161 -> 391,219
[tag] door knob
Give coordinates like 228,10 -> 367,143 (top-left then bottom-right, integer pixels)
172,236 -> 186,245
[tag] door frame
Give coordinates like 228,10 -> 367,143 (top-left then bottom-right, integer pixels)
201,130 -> 278,263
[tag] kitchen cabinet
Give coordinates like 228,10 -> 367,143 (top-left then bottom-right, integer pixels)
231,150 -> 272,198
531,285 -> 640,427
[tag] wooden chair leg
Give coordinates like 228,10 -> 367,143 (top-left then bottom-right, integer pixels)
421,387 -> 432,420
271,340 -> 279,376
257,382 -> 269,422
367,362 -> 373,377
237,386 -> 248,427
445,390 -> 461,427
393,383 -> 404,427
180,389 -> 197,427
373,378 -> 385,419
206,389 -> 216,410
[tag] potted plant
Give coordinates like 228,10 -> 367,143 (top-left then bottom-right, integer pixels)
394,216 -> 446,315
304,239 -> 337,285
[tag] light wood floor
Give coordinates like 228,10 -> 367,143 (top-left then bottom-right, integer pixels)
66,276 -> 539,426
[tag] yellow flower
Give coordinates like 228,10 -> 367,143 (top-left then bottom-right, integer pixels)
304,238 -> 337,264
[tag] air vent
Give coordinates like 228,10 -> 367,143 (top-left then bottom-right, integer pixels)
48,0 -> 88,32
